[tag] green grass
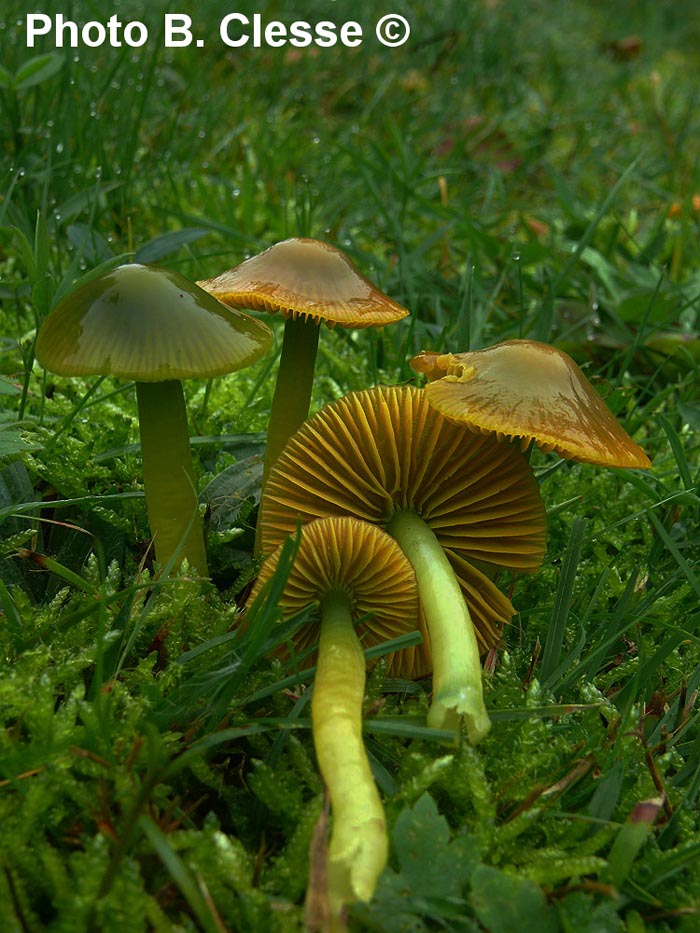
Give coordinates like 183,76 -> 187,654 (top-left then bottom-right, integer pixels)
1,0 -> 699,929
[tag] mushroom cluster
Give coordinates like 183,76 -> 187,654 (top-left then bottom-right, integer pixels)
247,337 -> 649,920
34,244 -> 654,927
258,383 -> 548,740
35,240 -> 407,574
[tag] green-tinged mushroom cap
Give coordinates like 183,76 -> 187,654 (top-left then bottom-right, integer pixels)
37,262 -> 271,381
36,263 -> 272,575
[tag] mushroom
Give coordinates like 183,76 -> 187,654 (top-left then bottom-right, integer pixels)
197,238 -> 409,491
35,262 -> 272,575
258,385 -> 548,741
249,516 -> 419,926
411,340 -> 652,468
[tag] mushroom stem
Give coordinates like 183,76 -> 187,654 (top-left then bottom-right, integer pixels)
256,317 -> 320,554
263,316 -> 320,487
387,509 -> 491,743
313,587 -> 388,925
136,380 -> 208,575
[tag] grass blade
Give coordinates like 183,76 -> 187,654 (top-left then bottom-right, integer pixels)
541,518 -> 587,684
139,816 -> 226,933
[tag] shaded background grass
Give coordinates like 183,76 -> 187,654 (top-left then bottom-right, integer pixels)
1,1 -> 699,930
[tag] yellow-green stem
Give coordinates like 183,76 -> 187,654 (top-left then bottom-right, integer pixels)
312,588 -> 387,927
263,316 -> 320,488
256,318 -> 320,555
136,380 -> 208,576
387,509 -> 491,743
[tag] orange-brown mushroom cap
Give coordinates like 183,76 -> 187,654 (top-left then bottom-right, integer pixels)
197,237 -> 409,328
259,385 -> 548,675
249,517 -> 420,675
411,340 -> 652,469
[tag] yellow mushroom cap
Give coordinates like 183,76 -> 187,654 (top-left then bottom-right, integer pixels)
259,385 -> 547,674
249,516 -> 420,673
197,237 -> 409,328
36,263 -> 272,381
412,340 -> 652,469
409,350 -> 449,382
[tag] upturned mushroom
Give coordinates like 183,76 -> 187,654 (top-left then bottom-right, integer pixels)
197,238 -> 409,491
410,339 -> 652,468
35,262 -> 272,575
249,516 -> 419,928
258,385 -> 548,742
